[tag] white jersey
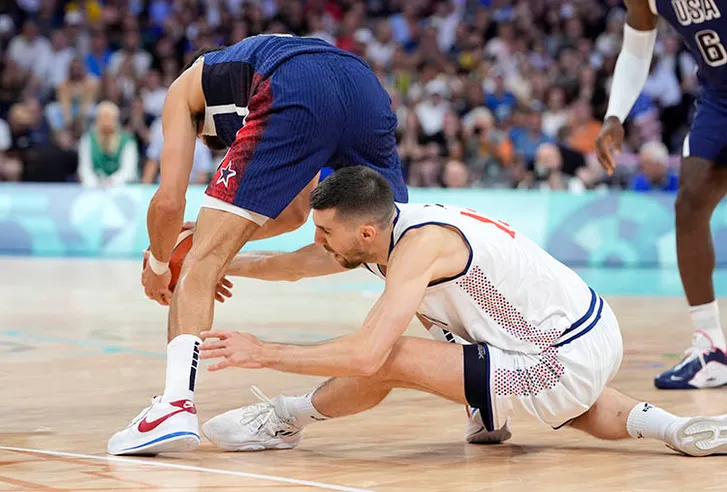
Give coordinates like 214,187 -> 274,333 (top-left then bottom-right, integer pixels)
364,203 -> 601,355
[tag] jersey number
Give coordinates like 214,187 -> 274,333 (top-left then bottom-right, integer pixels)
696,30 -> 727,68
460,209 -> 516,238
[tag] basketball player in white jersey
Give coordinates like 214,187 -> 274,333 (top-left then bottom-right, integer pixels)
198,166 -> 727,456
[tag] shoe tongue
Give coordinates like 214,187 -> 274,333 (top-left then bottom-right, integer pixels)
272,397 -> 294,422
692,332 -> 714,351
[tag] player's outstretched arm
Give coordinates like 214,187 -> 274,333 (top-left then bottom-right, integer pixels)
200,227 -> 443,377
146,64 -> 202,272
595,0 -> 658,175
226,243 -> 349,281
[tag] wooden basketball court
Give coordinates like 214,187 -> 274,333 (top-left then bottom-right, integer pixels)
2,257 -> 726,491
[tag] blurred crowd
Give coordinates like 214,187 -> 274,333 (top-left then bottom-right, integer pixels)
0,0 -> 691,192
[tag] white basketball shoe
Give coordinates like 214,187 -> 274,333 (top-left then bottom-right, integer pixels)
107,397 -> 200,455
465,407 -> 512,444
666,415 -> 727,456
203,387 -> 303,451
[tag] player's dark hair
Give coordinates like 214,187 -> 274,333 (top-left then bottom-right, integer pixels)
310,166 -> 395,226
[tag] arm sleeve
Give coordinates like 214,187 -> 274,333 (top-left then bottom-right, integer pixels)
604,24 -> 657,123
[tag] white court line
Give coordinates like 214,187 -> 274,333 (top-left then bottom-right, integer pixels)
0,445 -> 373,492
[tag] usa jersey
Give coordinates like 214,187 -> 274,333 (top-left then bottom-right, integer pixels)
364,204 -> 602,355
200,35 -> 363,147
653,0 -> 727,92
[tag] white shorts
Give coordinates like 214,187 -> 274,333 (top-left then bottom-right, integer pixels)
452,297 -> 623,430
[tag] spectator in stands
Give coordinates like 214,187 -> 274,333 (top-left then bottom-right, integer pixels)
510,104 -> 553,166
442,159 -> 470,188
78,101 -> 137,187
7,19 -> 50,87
3,103 -> 37,181
528,142 -> 584,191
140,69 -> 167,118
107,28 -> 151,80
0,58 -> 27,117
41,29 -> 76,98
567,98 -> 603,156
485,69 -> 517,121
465,110 -> 514,188
46,57 -> 98,135
415,79 -> 450,143
542,86 -> 569,138
126,96 -> 153,162
85,30 -> 112,78
631,141 -> 678,192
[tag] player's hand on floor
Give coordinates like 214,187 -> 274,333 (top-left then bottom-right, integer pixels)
141,250 -> 173,306
199,331 -> 264,371
216,277 -> 234,303
595,116 -> 624,176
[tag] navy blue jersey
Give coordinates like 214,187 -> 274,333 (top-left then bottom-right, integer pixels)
200,34 -> 366,146
655,0 -> 727,92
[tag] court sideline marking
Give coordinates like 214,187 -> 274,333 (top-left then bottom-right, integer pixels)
0,445 -> 374,492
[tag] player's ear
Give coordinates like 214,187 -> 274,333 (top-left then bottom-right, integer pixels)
360,224 -> 376,242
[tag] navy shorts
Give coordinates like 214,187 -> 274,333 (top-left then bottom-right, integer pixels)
205,53 -> 408,220
684,91 -> 727,164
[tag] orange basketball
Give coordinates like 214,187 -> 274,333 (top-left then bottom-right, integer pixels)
143,229 -> 194,291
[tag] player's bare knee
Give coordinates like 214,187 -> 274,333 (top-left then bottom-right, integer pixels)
675,185 -> 712,219
366,338 -> 413,382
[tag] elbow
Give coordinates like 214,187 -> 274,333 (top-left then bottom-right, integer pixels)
352,349 -> 388,377
153,189 -> 185,216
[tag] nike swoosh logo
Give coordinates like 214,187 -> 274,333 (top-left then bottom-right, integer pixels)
138,409 -> 188,433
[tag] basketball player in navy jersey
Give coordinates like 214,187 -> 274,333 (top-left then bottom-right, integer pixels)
596,0 -> 727,389
107,35 -> 408,456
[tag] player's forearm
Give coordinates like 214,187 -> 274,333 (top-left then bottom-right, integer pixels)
605,24 -> 657,123
226,252 -> 299,281
258,334 -> 376,378
226,244 -> 345,281
146,191 -> 185,263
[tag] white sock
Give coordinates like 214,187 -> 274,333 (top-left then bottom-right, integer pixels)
689,300 -> 725,350
626,402 -> 683,441
282,391 -> 330,425
161,334 -> 202,403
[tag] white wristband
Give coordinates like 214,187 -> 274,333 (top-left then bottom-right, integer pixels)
148,252 -> 170,275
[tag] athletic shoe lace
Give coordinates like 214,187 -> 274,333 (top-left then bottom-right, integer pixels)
238,386 -> 287,435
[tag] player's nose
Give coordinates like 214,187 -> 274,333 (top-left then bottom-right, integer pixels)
313,229 -> 325,246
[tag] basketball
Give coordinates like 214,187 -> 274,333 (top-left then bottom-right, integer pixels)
143,229 -> 194,291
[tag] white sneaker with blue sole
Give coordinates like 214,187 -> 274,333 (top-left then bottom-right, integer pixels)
107,396 -> 200,456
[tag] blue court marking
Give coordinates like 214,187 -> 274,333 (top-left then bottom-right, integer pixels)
0,329 -> 166,357
0,329 -> 333,359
